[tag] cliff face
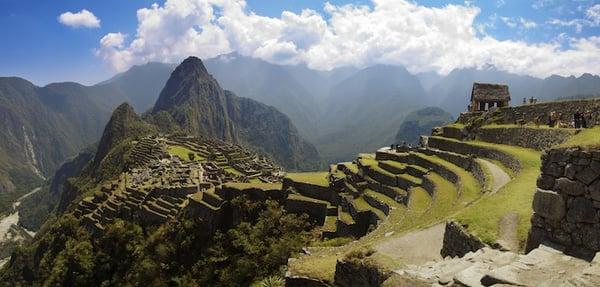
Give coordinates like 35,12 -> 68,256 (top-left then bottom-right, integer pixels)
152,56 -> 322,171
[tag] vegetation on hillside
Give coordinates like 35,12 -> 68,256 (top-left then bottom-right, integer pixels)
1,198 -> 314,286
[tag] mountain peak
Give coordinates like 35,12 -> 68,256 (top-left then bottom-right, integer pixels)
178,56 -> 209,76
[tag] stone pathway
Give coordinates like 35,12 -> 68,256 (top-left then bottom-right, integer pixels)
497,213 -> 519,252
375,223 -> 446,265
477,159 -> 511,193
395,244 -> 600,286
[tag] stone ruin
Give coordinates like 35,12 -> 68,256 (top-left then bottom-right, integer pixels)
528,146 -> 600,260
73,135 -> 284,233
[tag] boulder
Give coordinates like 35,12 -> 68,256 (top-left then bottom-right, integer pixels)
532,189 -> 566,221
576,168 -> 600,185
589,180 -> 600,201
554,178 -> 585,196
536,175 -> 555,190
566,197 -> 598,224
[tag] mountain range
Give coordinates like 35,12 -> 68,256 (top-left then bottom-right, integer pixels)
2,53 -> 600,215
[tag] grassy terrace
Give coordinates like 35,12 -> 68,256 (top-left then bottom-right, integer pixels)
287,193 -> 329,205
167,145 -> 204,161
558,126 -> 600,148
413,153 -> 481,207
480,123 -> 577,131
288,171 -> 468,283
285,172 -> 329,187
450,140 -> 541,246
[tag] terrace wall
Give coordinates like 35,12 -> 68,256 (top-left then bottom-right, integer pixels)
457,98 -> 600,127
427,137 -> 521,173
527,147 -> 600,260
476,127 -> 576,151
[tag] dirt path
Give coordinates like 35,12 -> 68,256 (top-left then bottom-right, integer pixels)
477,159 -> 511,193
497,212 -> 520,251
375,223 -> 445,265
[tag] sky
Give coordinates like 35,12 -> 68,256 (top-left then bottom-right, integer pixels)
1,0 -> 599,86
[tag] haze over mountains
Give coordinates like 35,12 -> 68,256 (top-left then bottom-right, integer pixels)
104,53 -> 600,162
2,52 -> 600,213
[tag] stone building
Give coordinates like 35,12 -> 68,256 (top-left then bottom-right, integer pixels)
469,82 -> 510,112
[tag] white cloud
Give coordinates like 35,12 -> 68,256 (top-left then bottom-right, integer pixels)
547,18 -> 587,33
58,9 -> 101,28
96,0 -> 600,78
496,0 -> 506,8
520,17 -> 537,29
500,16 -> 517,28
586,4 -> 600,25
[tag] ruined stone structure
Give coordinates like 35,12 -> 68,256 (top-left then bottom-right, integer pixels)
469,82 -> 510,112
528,146 -> 600,260
459,97 -> 600,127
74,135 -> 284,233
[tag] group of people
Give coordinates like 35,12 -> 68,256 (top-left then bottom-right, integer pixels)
546,110 -> 594,129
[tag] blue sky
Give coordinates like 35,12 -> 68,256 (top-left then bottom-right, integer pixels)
1,0 -> 599,85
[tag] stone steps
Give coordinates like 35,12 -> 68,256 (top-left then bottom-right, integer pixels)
396,244 -> 600,287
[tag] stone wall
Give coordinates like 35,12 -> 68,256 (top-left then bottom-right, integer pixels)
420,148 -> 487,190
441,126 -> 466,140
457,98 -> 600,127
334,258 -> 391,287
477,126 -> 576,151
527,147 -> 600,260
285,196 -> 328,225
283,178 -> 338,205
441,221 -> 486,258
427,136 -> 521,173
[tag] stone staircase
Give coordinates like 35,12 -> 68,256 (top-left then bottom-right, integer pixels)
396,244 -> 600,286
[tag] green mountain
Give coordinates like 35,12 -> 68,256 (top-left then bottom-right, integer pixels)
205,53 -> 323,140
394,107 -> 453,145
0,78 -> 115,212
152,56 -> 321,171
316,65 -> 426,163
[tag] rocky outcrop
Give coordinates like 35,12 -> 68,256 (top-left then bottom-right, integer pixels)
527,147 -> 600,260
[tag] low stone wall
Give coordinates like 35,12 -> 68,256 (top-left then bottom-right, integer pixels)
457,98 -> 600,127
334,258 -> 391,287
441,221 -> 486,258
420,176 -> 436,196
428,136 -> 521,173
216,185 -> 287,202
441,126 -> 466,140
527,147 -> 600,260
283,178 -> 337,205
477,126 -> 576,151
421,148 -> 487,189
285,196 -> 328,225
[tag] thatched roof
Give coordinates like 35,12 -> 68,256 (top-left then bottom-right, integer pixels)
470,83 -> 510,102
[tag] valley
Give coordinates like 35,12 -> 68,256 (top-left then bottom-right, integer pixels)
0,56 -> 600,286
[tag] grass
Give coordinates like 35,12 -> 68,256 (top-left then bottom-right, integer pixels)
481,123 -> 576,131
451,141 -> 541,246
167,145 -> 204,161
223,167 -> 243,176
287,193 -> 329,205
353,196 -> 385,219
557,126 -> 600,148
339,210 -> 355,225
285,172 -> 329,187
322,216 -> 338,231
